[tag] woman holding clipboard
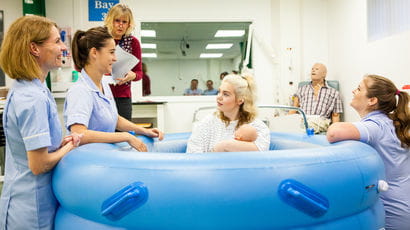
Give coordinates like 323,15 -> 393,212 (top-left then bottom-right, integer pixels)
104,3 -> 142,121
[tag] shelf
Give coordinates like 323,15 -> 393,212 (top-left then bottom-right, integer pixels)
132,103 -> 165,131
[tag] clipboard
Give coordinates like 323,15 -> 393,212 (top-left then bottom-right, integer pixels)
111,45 -> 139,84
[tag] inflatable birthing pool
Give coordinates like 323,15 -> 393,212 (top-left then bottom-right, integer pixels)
53,132 -> 386,229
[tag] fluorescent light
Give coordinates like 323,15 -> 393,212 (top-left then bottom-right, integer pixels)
206,43 -> 233,49
141,43 -> 157,49
141,30 -> 156,37
142,53 -> 157,58
215,30 -> 245,37
200,53 -> 223,58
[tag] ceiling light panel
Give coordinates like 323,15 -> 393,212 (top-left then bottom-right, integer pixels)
141,43 -> 157,49
142,53 -> 157,58
200,53 -> 223,58
214,30 -> 245,37
141,30 -> 156,37
206,43 -> 233,49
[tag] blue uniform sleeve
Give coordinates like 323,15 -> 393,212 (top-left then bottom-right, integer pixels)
64,85 -> 93,131
352,120 -> 381,145
14,93 -> 51,151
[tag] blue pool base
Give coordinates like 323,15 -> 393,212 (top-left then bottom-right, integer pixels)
53,132 -> 386,229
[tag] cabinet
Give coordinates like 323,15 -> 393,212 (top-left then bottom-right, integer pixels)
132,102 -> 166,131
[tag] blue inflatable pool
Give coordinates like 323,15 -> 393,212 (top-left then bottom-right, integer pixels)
53,132 -> 386,229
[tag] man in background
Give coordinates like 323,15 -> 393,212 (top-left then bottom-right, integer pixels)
184,79 -> 203,95
290,63 -> 343,132
203,80 -> 218,95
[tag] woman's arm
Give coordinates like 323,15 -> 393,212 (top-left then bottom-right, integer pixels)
27,141 -> 75,175
289,96 -> 299,114
326,122 -> 360,143
331,113 -> 341,123
131,36 -> 143,81
69,123 -> 148,151
116,116 -> 164,140
212,140 -> 258,152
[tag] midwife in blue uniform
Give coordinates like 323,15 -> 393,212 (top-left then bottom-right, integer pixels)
65,26 -> 163,151
327,75 -> 410,230
0,16 -> 81,229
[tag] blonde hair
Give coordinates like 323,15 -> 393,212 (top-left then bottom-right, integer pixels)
104,3 -> 135,36
217,74 -> 257,128
0,15 -> 57,80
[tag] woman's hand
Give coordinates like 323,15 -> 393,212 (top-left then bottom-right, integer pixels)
116,71 -> 136,85
144,128 -> 164,141
212,140 -> 232,152
60,132 -> 83,148
212,139 -> 259,152
126,133 -> 148,152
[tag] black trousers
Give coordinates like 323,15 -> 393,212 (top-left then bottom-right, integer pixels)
114,97 -> 132,121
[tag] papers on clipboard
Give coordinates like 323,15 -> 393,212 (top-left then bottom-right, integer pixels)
110,45 -> 139,84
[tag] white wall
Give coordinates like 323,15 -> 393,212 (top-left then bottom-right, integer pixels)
272,0 -> 329,105
1,0 -> 23,87
327,0 -> 410,121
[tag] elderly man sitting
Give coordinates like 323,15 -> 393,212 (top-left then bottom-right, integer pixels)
290,63 -> 343,133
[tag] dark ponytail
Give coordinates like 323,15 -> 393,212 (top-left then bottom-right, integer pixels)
71,26 -> 112,70
365,75 -> 410,148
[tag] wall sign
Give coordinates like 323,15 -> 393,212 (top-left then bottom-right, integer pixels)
88,0 -> 119,21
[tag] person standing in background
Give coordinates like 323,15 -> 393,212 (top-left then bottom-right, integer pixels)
142,62 -> 151,96
104,3 -> 142,120
0,15 -> 81,229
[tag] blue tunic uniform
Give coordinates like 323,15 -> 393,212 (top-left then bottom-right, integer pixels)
0,79 -> 62,230
64,69 -> 118,132
353,111 -> 410,230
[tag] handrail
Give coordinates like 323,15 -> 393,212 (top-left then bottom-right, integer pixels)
192,104 -> 314,136
257,104 -> 313,136
192,106 -> 216,122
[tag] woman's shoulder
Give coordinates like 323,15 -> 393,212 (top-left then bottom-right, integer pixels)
198,113 -> 220,124
249,118 -> 268,126
362,111 -> 390,126
11,80 -> 48,102
249,118 -> 270,132
128,35 -> 140,44
66,80 -> 93,98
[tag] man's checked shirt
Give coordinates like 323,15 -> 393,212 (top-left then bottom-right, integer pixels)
295,81 -> 343,119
